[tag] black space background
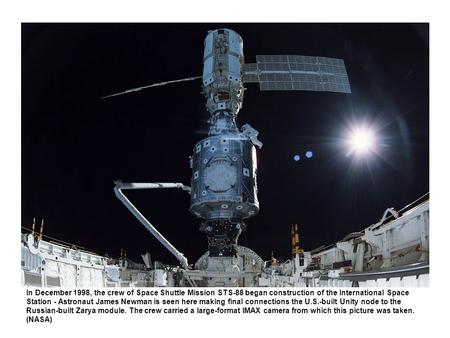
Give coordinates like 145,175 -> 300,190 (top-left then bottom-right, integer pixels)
22,23 -> 429,265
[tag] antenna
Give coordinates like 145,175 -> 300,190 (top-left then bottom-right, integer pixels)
101,76 -> 201,99
38,218 -> 44,241
31,217 -> 36,237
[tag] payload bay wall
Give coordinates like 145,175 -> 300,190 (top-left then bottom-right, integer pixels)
21,195 -> 429,287
308,198 -> 429,287
21,234 -> 161,287
259,196 -> 429,287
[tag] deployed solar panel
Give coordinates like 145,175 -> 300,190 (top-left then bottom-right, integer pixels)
241,63 -> 259,83
242,54 -> 351,93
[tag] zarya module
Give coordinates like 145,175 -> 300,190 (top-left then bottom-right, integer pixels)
111,28 -> 353,285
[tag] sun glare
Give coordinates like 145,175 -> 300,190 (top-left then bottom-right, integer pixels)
348,126 -> 376,155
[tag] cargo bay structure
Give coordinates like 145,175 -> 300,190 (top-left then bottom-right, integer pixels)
21,29 -> 429,287
21,193 -> 429,287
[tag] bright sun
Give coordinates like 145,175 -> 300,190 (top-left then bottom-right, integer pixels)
348,127 -> 376,155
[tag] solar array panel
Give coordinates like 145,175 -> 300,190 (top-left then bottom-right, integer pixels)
242,54 -> 351,93
241,63 -> 259,83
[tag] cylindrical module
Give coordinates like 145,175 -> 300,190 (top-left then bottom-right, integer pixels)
191,28 -> 262,257
202,29 -> 245,116
189,133 -> 259,220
